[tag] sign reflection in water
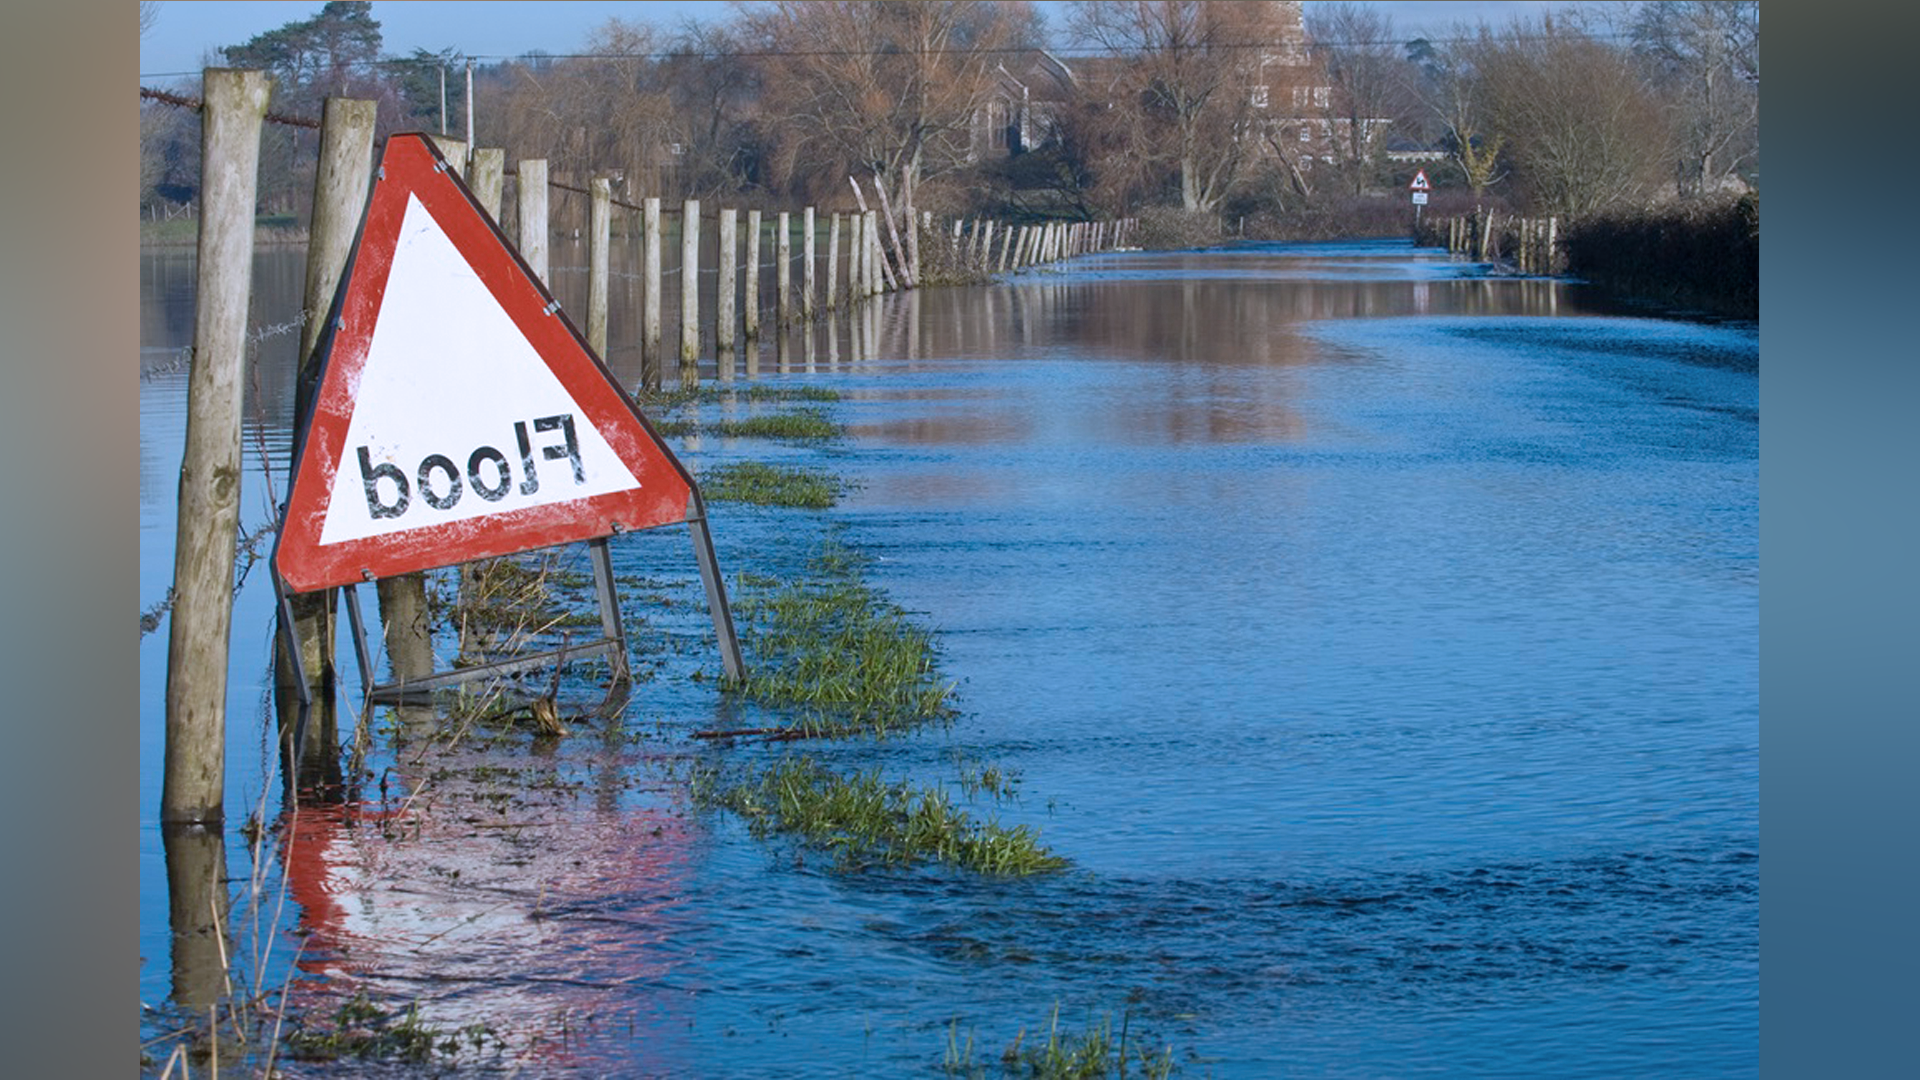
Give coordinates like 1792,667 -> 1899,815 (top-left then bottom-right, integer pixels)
140,238 -> 1756,1077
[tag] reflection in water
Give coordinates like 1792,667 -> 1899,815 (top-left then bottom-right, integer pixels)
142,238 -> 1755,1076
162,823 -> 231,1008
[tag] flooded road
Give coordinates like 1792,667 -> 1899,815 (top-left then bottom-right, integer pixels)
140,239 -> 1757,1076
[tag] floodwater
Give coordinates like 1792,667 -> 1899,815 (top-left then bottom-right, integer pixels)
140,238 -> 1757,1077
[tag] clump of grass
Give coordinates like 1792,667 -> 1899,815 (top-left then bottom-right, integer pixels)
945,1005 -> 1176,1078
729,542 -> 954,737
648,416 -> 700,438
441,556 -> 561,643
702,460 -> 850,509
283,992 -> 501,1065
694,756 -> 1067,875
711,406 -> 840,441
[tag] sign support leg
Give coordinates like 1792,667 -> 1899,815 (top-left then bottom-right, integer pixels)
588,536 -> 629,684
271,569 -> 314,794
687,495 -> 745,683
341,584 -> 376,710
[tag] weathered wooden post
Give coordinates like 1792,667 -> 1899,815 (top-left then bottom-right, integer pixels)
873,175 -> 912,288
643,197 -> 663,392
776,210 -> 793,327
468,147 -> 504,220
276,95 -> 374,796
826,212 -> 842,311
680,198 -> 701,389
517,158 -> 549,283
849,212 -> 866,300
744,209 -> 762,342
717,208 -> 737,372
871,210 -> 897,292
587,177 -> 611,358
429,135 -> 467,172
802,206 -> 816,322
164,68 -> 270,825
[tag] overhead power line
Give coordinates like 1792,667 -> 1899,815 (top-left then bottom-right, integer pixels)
138,29 -> 1638,81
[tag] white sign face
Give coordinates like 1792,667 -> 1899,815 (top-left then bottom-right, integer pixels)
1412,192 -> 1429,205
318,193 -> 643,546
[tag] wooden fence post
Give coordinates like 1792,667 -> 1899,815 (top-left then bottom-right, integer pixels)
164,68 -> 270,825
643,197 -> 663,392
276,95 -> 374,797
468,147 -> 504,220
850,212 -> 866,300
776,210 -> 793,327
587,177 -> 610,358
680,198 -> 701,389
826,212 -> 841,311
802,206 -> 816,322
717,208 -> 737,368
517,159 -> 549,283
744,209 -> 762,341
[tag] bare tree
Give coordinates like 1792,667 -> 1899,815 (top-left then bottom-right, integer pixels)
494,19 -> 677,200
1468,16 -> 1671,216
1631,0 -> 1759,196
740,1 -> 1030,211
1305,2 -> 1405,195
141,0 -> 161,38
1406,30 -> 1506,196
1064,0 -> 1283,213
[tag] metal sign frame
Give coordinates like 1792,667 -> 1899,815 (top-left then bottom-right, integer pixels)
271,132 -> 743,728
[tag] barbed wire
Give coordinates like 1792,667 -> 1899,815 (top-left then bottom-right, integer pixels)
140,315 -> 307,383
140,85 -> 321,129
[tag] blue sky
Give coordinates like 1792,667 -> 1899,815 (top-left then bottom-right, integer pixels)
140,1 -> 1566,81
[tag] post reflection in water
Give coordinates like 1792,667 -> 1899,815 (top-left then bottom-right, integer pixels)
142,239 -> 1753,1077
162,823 -> 231,1009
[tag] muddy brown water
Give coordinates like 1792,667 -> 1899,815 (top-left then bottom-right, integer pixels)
141,238 -> 1756,1077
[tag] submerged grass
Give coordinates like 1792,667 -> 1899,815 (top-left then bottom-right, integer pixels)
727,539 -> 955,737
693,756 -> 1068,875
710,406 -> 841,441
282,992 -> 502,1065
701,460 -> 850,509
944,1004 -> 1178,1078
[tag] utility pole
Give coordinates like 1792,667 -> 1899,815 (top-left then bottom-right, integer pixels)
464,58 -> 475,164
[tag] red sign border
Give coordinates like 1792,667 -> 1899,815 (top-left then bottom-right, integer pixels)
274,134 -> 695,593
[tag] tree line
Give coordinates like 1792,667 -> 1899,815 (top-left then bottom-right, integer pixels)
141,1 -> 1757,234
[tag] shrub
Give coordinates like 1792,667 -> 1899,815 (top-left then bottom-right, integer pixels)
1131,206 -> 1223,250
1562,193 -> 1757,318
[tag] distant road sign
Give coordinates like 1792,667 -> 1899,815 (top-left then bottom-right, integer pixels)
275,134 -> 697,593
1409,170 -> 1431,191
1412,192 -> 1429,205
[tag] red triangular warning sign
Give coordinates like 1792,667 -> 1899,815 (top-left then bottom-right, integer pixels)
274,134 -> 694,594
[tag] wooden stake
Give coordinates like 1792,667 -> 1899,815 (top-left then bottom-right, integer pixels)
164,68 -> 270,825
680,199 -> 701,389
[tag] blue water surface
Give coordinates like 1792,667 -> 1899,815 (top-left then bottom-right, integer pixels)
139,239 -> 1756,1077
